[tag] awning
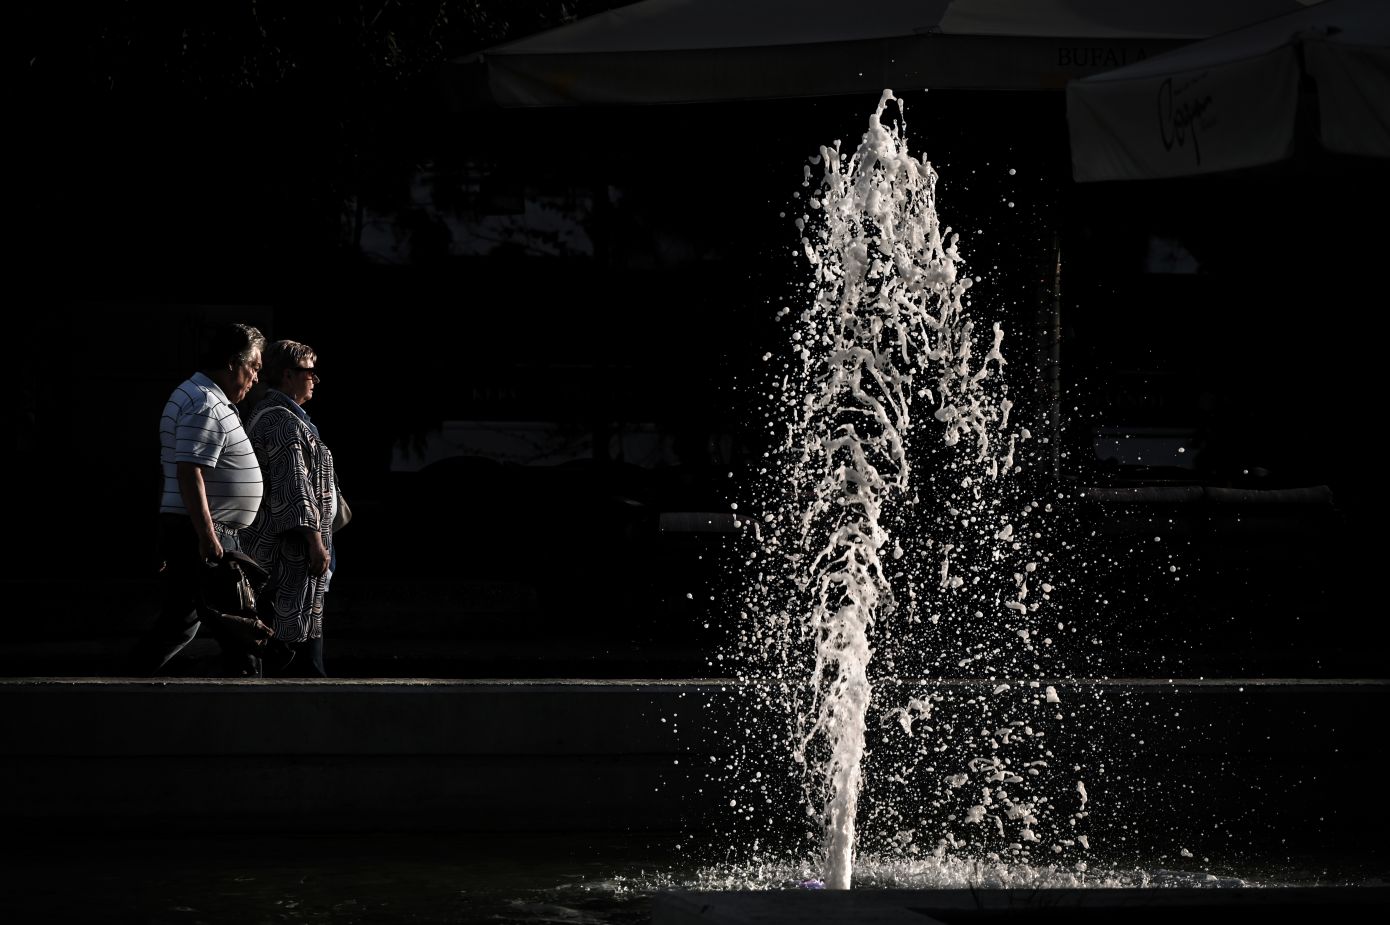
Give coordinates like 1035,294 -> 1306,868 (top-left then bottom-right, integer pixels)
1066,0 -> 1390,181
461,0 -> 1315,106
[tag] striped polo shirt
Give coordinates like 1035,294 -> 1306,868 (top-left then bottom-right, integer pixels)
159,372 -> 264,528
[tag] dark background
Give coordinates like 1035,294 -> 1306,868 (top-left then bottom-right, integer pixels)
8,1 -> 1386,679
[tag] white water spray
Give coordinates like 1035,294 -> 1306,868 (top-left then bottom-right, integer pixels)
773,90 -> 1016,888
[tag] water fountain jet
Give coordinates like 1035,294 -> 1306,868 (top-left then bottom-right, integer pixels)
736,89 -> 1037,889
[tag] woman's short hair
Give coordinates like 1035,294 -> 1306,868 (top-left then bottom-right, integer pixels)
263,339 -> 317,387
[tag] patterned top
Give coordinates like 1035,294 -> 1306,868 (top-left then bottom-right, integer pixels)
241,389 -> 336,641
159,372 -> 263,529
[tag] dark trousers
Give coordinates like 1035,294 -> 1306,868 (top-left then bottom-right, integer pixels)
127,515 -> 262,678
269,635 -> 327,678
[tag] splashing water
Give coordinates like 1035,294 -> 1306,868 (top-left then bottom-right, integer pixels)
729,89 -> 1075,889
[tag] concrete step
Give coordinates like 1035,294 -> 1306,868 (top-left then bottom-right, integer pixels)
1,677 -> 1385,856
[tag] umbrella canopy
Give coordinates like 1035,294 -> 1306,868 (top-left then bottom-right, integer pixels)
464,0 -> 1313,107
1066,0 -> 1390,181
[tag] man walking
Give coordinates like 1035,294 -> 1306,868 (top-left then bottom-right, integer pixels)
129,322 -> 269,677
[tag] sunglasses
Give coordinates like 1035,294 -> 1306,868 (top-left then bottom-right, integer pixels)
293,367 -> 321,382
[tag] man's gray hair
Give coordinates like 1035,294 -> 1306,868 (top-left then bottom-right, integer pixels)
201,323 -> 266,371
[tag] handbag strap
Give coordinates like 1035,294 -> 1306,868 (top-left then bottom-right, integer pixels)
247,404 -> 295,433
250,405 -> 342,526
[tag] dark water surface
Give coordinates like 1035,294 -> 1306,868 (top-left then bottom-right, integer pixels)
0,832 -> 680,924
2,832 -> 1383,924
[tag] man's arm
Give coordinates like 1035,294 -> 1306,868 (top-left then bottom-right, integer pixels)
176,461 -> 222,562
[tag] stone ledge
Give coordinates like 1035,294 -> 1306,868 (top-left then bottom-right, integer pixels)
1,679 -> 1384,839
